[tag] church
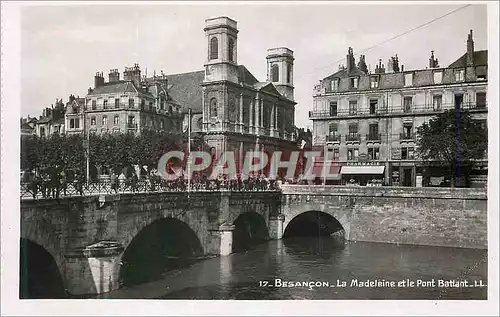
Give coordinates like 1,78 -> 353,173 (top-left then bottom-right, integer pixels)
173,16 -> 299,173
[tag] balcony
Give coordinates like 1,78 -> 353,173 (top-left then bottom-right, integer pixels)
326,134 -> 341,142
345,133 -> 360,142
308,103 -> 487,119
366,133 -> 382,142
400,133 -> 416,141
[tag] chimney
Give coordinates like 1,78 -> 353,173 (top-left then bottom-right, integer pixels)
387,58 -> 394,73
467,29 -> 474,66
124,64 -> 141,87
358,54 -> 368,74
109,69 -> 120,82
346,47 -> 355,74
429,51 -> 440,68
393,54 -> 400,72
401,65 -> 404,72
94,72 -> 104,88
375,59 -> 385,74
88,87 -> 93,94
69,94 -> 75,103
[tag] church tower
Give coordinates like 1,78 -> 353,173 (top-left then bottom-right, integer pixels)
266,47 -> 295,101
203,17 -> 239,83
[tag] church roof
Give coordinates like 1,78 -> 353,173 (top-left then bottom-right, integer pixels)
165,71 -> 205,112
448,50 -> 488,68
238,65 -> 259,86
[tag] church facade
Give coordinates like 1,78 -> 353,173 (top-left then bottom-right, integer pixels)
199,17 -> 298,174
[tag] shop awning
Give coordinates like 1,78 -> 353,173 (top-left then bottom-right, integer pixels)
340,165 -> 385,175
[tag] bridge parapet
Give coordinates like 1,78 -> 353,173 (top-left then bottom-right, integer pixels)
281,185 -> 487,200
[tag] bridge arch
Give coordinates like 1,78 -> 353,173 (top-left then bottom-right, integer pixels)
19,238 -> 66,298
231,211 -> 269,253
119,216 -> 204,286
283,204 -> 351,239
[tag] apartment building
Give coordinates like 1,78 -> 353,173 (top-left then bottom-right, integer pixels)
309,30 -> 487,187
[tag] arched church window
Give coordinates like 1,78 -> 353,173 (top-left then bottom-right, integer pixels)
228,38 -> 234,62
210,37 -> 218,60
210,98 -> 218,118
271,64 -> 279,82
287,63 -> 292,84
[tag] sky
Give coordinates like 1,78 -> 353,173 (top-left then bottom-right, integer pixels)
20,2 -> 488,129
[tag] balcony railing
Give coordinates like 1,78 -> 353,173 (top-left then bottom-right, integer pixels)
366,133 -> 382,141
400,133 -> 416,141
326,134 -> 341,142
309,103 -> 487,119
345,133 -> 360,142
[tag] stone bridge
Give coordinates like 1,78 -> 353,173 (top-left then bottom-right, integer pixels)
20,186 -> 487,297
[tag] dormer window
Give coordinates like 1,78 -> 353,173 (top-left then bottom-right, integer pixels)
350,77 -> 358,89
404,73 -> 413,87
455,69 -> 465,82
330,79 -> 339,91
433,71 -> 443,84
370,76 -> 379,88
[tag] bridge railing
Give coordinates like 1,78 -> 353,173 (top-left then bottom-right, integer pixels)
20,178 -> 281,200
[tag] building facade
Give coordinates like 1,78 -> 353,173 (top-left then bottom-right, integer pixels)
310,30 -> 488,187
85,65 -> 184,136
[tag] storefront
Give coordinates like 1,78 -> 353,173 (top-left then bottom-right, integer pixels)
340,164 -> 385,186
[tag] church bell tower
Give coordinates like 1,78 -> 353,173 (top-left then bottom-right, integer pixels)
266,47 -> 295,101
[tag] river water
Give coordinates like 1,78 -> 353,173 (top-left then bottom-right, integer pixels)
100,238 -> 487,300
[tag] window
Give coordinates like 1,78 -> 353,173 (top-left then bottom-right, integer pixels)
103,100 -> 108,109
404,73 -> 413,87
350,77 -> 358,89
455,93 -> 464,110
128,98 -> 135,108
128,115 -> 135,126
403,124 -> 413,139
433,95 -> 442,111
169,105 -> 173,113
271,64 -> 279,82
70,119 -> 75,129
349,100 -> 357,115
368,123 -> 379,140
197,117 -> 203,129
74,118 -> 80,129
368,147 -> 380,160
401,147 -> 415,160
160,100 -> 165,110
287,63 -> 292,84
369,99 -> 378,114
141,99 -> 145,110
114,115 -> 119,125
91,100 -> 96,110
228,38 -> 234,62
210,98 -> 218,118
329,123 -> 338,137
115,99 -> 120,108
102,116 -> 108,126
329,102 -> 337,116
370,76 -> 379,88
455,69 -> 465,82
91,116 -> 96,126
333,148 -> 340,160
476,92 -> 486,108
210,37 -> 218,60
330,79 -> 339,91
348,124 -> 358,141
433,71 -> 443,84
347,148 -> 359,161
403,96 -> 412,112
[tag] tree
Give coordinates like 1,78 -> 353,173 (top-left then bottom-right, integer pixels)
416,109 -> 487,187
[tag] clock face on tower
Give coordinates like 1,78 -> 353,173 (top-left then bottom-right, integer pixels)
228,98 -> 237,122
